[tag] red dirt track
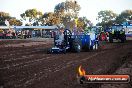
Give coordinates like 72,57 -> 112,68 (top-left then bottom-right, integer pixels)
0,39 -> 132,88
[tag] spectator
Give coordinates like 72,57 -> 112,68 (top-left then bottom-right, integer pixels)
0,29 -> 4,39
32,31 -> 35,37
12,32 -> 16,39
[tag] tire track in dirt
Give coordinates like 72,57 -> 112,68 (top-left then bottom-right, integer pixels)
38,42 -> 132,88
20,42 -> 131,88
9,51 -> 105,88
1,51 -> 90,87
1,41 -> 131,88
1,54 -> 78,88
0,47 -> 44,60
0,52 -> 109,87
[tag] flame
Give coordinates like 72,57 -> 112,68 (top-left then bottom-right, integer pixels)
78,65 -> 86,76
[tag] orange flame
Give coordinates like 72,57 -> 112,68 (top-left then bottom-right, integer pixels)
78,65 -> 86,76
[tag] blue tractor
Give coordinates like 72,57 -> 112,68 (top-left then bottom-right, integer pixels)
48,28 -> 98,54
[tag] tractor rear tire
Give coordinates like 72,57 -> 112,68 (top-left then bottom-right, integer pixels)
74,43 -> 81,53
71,39 -> 81,53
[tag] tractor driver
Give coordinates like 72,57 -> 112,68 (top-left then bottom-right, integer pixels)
58,27 -> 64,41
55,27 -> 64,45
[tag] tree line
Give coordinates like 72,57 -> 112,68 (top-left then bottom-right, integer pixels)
97,10 -> 132,27
0,0 -> 132,29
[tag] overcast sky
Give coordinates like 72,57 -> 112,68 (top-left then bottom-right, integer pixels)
0,0 -> 132,25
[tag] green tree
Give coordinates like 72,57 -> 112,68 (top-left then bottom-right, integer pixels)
77,17 -> 91,29
120,10 -> 132,20
20,9 -> 42,25
115,10 -> 132,24
9,18 -> 22,26
54,0 -> 81,26
98,10 -> 117,27
0,12 -> 22,26
40,12 -> 61,26
0,12 -> 10,25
